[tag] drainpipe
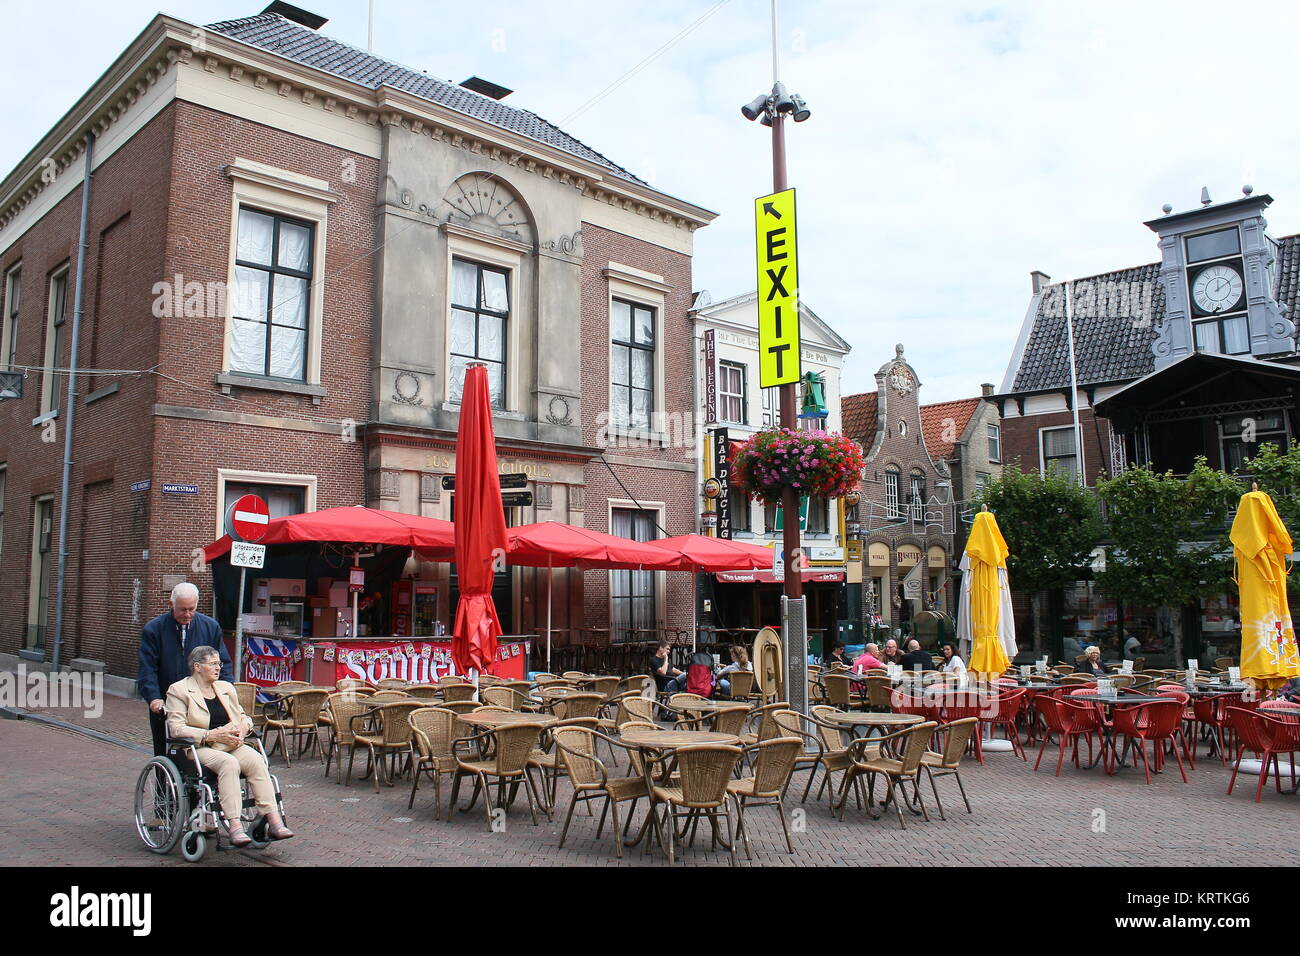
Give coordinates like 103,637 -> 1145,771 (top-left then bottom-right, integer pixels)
50,131 -> 95,672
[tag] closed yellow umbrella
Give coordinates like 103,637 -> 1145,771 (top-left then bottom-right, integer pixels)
1230,487 -> 1300,690
966,508 -> 1011,677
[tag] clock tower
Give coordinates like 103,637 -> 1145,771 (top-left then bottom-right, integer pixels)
1148,188 -> 1294,369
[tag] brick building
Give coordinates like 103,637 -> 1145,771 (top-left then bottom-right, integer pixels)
0,5 -> 714,683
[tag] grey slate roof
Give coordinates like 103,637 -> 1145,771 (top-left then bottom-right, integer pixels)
206,12 -> 648,186
1009,234 -> 1300,392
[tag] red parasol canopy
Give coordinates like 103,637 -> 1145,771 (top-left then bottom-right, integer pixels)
644,534 -> 775,572
203,506 -> 455,563
451,365 -> 508,675
507,521 -> 685,570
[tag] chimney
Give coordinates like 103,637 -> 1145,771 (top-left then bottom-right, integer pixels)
1030,270 -> 1051,294
981,383 -> 994,397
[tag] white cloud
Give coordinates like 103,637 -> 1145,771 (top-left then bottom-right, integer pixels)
4,0 -> 1299,404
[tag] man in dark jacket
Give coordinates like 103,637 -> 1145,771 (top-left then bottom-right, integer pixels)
899,640 -> 934,672
138,582 -> 231,755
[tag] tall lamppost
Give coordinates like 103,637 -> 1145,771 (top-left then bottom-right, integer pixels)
743,0 -> 811,702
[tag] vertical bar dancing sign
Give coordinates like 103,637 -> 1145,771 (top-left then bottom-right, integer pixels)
713,427 -> 732,540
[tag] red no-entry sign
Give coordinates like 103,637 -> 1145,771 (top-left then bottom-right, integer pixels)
225,494 -> 270,543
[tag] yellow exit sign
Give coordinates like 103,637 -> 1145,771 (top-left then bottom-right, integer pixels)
754,188 -> 801,388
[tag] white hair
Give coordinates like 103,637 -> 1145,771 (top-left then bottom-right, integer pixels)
170,582 -> 200,605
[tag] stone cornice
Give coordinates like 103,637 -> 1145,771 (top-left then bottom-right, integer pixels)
0,15 -> 198,232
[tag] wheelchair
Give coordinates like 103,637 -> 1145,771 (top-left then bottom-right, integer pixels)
133,732 -> 286,862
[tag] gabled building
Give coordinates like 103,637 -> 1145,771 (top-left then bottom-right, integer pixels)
843,345 -> 956,637
991,188 -> 1300,665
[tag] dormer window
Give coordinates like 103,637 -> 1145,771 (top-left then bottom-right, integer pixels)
1186,226 -> 1247,355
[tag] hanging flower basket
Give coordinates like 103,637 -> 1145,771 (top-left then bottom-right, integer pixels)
730,428 -> 866,506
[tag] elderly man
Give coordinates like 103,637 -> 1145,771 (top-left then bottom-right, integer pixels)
881,639 -> 904,666
853,643 -> 885,671
899,640 -> 934,671
138,582 -> 231,756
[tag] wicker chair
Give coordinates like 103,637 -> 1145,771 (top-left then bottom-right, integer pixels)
720,670 -> 757,701
322,692 -> 374,785
408,707 -> 459,817
546,692 -> 605,721
919,716 -> 979,819
405,684 -> 441,700
866,676 -> 894,713
839,721 -> 938,828
441,683 -> 477,703
449,721 -> 549,830
727,736 -> 802,858
437,699 -> 481,714
348,701 -> 425,792
273,681 -> 311,691
480,685 -> 525,710
613,674 -> 653,696
376,678 -> 410,691
824,673 -> 863,711
528,716 -> 600,811
264,689 -> 328,766
335,678 -> 372,693
1054,664 -> 1076,675
806,705 -> 862,806
551,725 -> 651,857
232,682 -> 266,733
770,709 -> 827,799
646,743 -> 744,865
739,701 -> 793,748
589,676 -> 622,700
369,690 -> 413,704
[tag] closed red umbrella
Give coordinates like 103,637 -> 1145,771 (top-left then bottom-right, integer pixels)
645,534 -> 774,572
452,365 -> 508,676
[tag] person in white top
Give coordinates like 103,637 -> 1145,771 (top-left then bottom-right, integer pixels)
939,643 -> 967,677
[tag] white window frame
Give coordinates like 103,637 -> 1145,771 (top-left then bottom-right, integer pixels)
1040,426 -> 1079,477
607,498 -> 666,635
223,159 -> 338,388
2,264 -> 19,371
987,423 -> 1001,463
443,229 -> 523,410
215,468 -> 318,538
40,266 -> 70,416
718,361 -> 747,425
761,386 -> 780,427
885,469 -> 902,519
606,264 -> 667,441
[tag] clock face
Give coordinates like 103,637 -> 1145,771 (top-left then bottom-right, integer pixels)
1191,264 -> 1244,314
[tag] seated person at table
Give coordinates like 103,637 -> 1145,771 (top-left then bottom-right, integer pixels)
881,639 -> 905,666
650,641 -> 686,694
716,646 -> 753,696
165,646 -> 294,847
899,640 -> 933,671
1277,676 -> 1300,703
824,643 -> 852,668
939,643 -> 966,677
853,643 -> 885,671
1122,632 -> 1143,661
1061,635 -> 1085,661
1078,645 -> 1112,677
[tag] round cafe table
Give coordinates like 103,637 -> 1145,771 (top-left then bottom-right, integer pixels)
458,711 -> 558,730
817,711 -> 924,732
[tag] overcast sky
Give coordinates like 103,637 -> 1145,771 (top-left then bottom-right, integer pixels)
4,0 -> 1300,403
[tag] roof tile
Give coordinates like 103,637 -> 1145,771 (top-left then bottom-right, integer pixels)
919,397 -> 981,459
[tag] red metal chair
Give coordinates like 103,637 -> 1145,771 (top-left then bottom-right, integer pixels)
1225,706 -> 1299,802
1033,695 -> 1102,776
1111,699 -> 1189,785
985,688 -> 1027,760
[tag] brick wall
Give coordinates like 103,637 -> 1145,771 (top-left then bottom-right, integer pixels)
578,223 -> 697,637
1000,406 -> 1112,485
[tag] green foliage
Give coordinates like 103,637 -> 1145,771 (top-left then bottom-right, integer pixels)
972,464 -> 1103,592
1094,458 -> 1244,608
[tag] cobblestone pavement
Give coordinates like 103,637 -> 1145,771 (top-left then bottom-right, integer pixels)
4,691 -> 1298,867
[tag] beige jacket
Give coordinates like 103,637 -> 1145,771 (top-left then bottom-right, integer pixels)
165,676 -> 253,752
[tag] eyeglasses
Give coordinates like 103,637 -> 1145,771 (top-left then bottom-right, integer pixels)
201,660 -> 221,668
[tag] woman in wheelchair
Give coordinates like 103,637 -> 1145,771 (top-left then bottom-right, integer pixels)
165,646 -> 294,846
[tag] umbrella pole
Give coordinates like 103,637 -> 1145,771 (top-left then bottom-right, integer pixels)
546,557 -> 553,674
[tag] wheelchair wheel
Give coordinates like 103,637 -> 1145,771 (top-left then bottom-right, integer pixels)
246,815 -> 272,849
134,757 -> 188,854
180,831 -> 207,863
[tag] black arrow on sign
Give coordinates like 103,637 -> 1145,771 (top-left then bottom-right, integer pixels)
763,201 -> 781,218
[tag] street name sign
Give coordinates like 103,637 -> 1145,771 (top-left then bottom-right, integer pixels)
754,187 -> 801,388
